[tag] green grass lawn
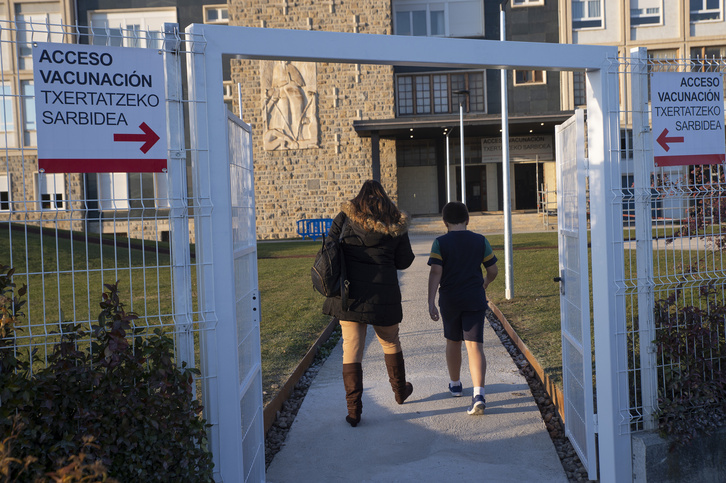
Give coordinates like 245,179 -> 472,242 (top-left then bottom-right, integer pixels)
1,226 -> 566,406
256,240 -> 331,404
486,233 -> 563,385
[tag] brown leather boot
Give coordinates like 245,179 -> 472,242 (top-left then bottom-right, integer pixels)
384,352 -> 414,404
342,363 -> 363,427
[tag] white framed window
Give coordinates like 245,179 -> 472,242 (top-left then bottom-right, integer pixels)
204,5 -> 229,24
89,9 -> 177,48
0,82 -> 17,149
572,0 -> 603,29
512,0 -> 545,6
393,0 -> 484,38
0,174 -> 10,212
514,70 -> 546,85
97,173 -> 129,211
15,3 -> 63,71
37,172 -> 65,211
630,0 -> 662,25
98,172 -> 170,210
690,0 -> 722,21
691,45 -> 726,72
0,13 -> 12,72
1,83 -> 14,134
647,49 -> 678,98
223,80 -> 235,113
154,173 -> 170,209
21,80 -> 36,146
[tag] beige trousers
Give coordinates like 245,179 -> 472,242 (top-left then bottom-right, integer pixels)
340,320 -> 402,364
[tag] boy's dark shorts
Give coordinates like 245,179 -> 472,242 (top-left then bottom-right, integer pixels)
439,305 -> 486,343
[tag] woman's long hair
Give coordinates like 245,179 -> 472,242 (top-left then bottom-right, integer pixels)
350,180 -> 401,226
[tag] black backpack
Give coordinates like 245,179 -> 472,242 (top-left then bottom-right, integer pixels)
311,219 -> 350,310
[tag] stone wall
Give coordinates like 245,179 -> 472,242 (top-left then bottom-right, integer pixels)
228,0 -> 397,240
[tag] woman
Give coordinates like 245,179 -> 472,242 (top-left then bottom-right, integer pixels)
323,180 -> 416,427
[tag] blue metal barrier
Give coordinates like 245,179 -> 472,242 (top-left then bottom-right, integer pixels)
297,218 -> 333,241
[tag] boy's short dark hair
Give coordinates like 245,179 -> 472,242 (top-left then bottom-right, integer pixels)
442,201 -> 469,225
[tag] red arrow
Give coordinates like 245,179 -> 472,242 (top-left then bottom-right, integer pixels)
656,128 -> 684,152
114,122 -> 160,154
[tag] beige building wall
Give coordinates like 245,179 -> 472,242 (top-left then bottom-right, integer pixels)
228,0 -> 398,239
0,0 -> 86,232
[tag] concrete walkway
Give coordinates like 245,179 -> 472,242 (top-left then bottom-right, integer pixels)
266,220 -> 566,482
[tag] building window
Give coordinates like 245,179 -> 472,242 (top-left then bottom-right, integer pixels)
572,0 -> 603,29
98,173 -> 129,211
154,173 -> 170,209
396,71 -> 486,116
204,5 -> 229,24
647,49 -> 678,98
691,46 -> 726,72
630,0 -> 662,25
223,81 -> 235,113
451,138 -> 482,165
397,76 -> 414,115
514,70 -> 546,85
415,76 -> 431,114
690,0 -> 722,21
21,81 -> 36,146
0,13 -> 11,72
37,173 -> 65,210
397,139 -> 437,167
89,9 -> 177,48
1,83 -> 14,133
512,0 -> 545,6
0,175 -> 10,211
620,128 -> 633,160
433,75 -> 449,113
393,0 -> 485,38
573,72 -> 587,106
15,3 -> 63,71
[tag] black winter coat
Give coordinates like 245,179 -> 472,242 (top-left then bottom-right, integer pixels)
322,201 -> 415,326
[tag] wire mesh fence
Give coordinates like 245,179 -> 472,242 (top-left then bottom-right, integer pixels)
611,52 -> 726,434
0,19 -> 208,384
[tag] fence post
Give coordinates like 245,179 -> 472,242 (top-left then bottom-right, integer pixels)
631,47 -> 658,431
164,23 -> 195,373
185,24 -> 246,481
587,56 -> 634,482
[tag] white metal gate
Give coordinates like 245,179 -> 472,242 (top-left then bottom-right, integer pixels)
555,109 -> 597,480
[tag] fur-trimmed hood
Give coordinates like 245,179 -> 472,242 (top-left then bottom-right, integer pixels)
340,200 -> 410,237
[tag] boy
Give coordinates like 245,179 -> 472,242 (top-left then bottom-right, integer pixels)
427,201 -> 498,415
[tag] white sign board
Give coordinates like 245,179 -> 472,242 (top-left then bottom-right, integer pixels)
481,135 -> 554,162
33,42 -> 167,173
651,72 -> 725,167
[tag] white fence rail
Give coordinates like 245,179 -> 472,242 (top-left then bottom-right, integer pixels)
614,50 -> 726,436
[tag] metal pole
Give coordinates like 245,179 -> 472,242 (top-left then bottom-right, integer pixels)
500,6 -> 513,299
459,100 -> 466,204
446,129 -> 452,203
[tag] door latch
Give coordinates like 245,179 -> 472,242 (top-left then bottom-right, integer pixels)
554,270 -> 565,295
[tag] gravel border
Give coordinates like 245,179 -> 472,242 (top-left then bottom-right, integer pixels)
265,316 -> 592,482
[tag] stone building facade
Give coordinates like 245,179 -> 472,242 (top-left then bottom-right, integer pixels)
228,0 -> 399,240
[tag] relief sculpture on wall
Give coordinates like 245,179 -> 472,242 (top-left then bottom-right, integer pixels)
261,60 -> 319,150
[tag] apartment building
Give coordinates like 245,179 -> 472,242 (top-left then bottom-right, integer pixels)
0,0 -> 229,241
559,0 -> 726,220
1,0 -> 81,231
228,0 -> 571,239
